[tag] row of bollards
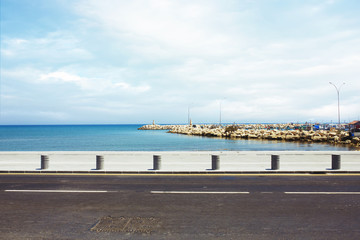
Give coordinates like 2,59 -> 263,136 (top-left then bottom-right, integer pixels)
270,154 -> 341,170
40,155 -> 106,170
39,154 -> 342,171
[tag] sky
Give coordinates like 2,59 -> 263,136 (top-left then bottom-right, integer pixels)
1,0 -> 359,125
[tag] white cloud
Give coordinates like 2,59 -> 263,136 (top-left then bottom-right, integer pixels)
1,0 -> 360,124
75,0 -> 246,60
37,111 -> 70,121
2,32 -> 93,64
38,70 -> 151,93
114,82 -> 150,92
39,71 -> 91,89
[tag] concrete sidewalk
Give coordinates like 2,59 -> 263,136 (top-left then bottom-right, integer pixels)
1,151 -> 360,174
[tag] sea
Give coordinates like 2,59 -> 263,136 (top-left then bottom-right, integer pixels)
0,124 -> 355,151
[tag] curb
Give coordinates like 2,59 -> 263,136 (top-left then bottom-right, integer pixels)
1,170 -> 360,174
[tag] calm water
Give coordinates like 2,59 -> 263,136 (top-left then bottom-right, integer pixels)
0,124 -> 354,151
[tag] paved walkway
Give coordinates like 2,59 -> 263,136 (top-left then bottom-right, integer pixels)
1,151 -> 360,173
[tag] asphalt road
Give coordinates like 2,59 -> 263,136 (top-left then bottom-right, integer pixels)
0,174 -> 360,240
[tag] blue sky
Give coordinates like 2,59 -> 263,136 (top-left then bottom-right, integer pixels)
1,0 -> 359,124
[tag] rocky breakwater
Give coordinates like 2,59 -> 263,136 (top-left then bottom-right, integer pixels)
138,124 -> 178,130
165,124 -> 360,148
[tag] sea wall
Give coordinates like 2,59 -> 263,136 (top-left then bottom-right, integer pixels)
139,124 -> 360,148
138,124 -> 175,130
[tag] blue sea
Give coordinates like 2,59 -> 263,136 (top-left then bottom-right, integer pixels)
0,124 -> 355,151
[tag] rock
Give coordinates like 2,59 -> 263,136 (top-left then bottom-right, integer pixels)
138,123 -> 358,148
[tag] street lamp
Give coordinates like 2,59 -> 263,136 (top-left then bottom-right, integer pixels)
329,82 -> 345,127
188,104 -> 191,125
188,103 -> 193,125
220,101 -> 222,126
188,106 -> 190,125
219,98 -> 226,126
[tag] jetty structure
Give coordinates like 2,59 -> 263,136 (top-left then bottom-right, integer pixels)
138,122 -> 360,148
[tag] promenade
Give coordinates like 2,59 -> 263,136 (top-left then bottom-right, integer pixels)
1,151 -> 360,173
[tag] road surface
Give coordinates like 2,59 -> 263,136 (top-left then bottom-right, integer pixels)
0,174 -> 360,239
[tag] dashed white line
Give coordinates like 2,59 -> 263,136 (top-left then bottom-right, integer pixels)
285,192 -> 360,195
151,191 -> 360,195
5,190 -> 111,193
150,191 -> 250,194
5,190 -> 360,195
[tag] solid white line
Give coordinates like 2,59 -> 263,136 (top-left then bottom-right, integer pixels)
150,191 -> 249,194
285,192 -> 360,195
5,190 -> 110,193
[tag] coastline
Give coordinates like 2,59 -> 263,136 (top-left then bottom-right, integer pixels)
139,123 -> 360,150
1,124 -> 358,151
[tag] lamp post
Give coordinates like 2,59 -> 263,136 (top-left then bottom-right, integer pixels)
188,103 -> 193,125
219,98 -> 226,126
188,105 -> 190,125
220,101 -> 222,126
329,82 -> 345,127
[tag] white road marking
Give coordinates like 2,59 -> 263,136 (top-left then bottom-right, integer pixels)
5,190 -> 111,193
150,191 -> 250,194
285,192 -> 360,195
6,190 -> 359,195
151,191 -> 360,195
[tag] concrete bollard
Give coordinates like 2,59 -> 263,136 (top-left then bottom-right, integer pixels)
332,154 -> 341,170
96,155 -> 104,170
271,155 -> 279,170
211,155 -> 220,170
41,155 -> 49,170
153,155 -> 161,170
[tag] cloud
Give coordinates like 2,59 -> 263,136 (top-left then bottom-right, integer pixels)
75,0 -> 246,60
39,71 -> 91,89
1,32 -> 93,65
1,109 -> 70,124
37,111 -> 70,121
1,0 -> 360,124
37,70 -> 151,93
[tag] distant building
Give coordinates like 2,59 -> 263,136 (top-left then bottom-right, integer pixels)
349,120 -> 360,137
349,120 -> 360,129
